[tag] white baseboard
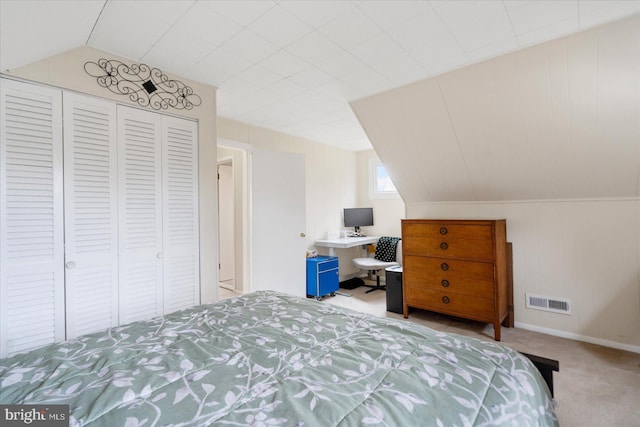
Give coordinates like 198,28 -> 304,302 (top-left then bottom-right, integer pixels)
515,322 -> 640,355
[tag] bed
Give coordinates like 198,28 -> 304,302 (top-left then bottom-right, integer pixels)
0,291 -> 558,426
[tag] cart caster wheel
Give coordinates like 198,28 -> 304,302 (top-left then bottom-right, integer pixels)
330,292 -> 336,297
315,296 -> 321,301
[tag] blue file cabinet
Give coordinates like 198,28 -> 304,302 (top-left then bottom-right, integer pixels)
306,256 -> 339,300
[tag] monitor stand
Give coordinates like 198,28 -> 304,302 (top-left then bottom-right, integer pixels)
350,226 -> 365,237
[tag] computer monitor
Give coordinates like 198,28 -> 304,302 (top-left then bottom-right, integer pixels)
343,207 -> 374,234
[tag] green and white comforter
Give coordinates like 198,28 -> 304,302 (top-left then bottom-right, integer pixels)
0,291 -> 557,426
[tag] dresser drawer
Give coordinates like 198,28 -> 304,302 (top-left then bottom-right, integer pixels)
402,223 -> 493,240
403,255 -> 494,298
404,287 -> 495,321
403,236 -> 494,260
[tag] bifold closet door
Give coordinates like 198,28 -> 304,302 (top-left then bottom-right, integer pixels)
0,79 -> 65,357
117,106 -> 164,323
63,93 -> 119,339
162,116 -> 199,313
117,107 -> 199,320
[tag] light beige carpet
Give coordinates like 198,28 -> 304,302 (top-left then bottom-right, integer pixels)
220,284 -> 640,426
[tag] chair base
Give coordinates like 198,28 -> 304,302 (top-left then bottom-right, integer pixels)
361,275 -> 386,293
362,284 -> 386,293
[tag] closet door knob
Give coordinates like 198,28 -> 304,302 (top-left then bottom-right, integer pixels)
65,261 -> 76,269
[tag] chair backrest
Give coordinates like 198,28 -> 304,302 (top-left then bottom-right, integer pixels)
374,237 -> 401,263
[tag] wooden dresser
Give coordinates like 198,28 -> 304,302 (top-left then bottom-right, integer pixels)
401,219 -> 510,341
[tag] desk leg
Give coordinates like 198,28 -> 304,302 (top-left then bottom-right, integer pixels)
327,247 -> 351,296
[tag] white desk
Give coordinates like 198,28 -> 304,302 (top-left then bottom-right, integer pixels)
314,236 -> 379,256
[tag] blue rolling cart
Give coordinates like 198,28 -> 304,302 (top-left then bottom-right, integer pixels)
306,256 -> 339,300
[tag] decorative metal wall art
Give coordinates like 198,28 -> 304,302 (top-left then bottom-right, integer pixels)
84,59 -> 202,111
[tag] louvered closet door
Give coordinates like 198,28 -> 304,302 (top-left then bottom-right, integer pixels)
0,79 -> 64,357
63,93 -> 119,338
162,116 -> 199,313
117,106 -> 163,323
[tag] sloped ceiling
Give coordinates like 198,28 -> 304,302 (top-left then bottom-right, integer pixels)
2,1 -> 639,152
351,15 -> 640,203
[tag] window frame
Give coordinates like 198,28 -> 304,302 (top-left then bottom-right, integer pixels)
368,158 -> 399,199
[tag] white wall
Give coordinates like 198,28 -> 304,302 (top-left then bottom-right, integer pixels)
5,46 -> 219,304
407,199 -> 640,353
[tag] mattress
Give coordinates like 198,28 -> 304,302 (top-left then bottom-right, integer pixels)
0,291 -> 557,426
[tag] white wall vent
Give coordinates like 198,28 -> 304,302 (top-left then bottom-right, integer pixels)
526,293 -> 571,315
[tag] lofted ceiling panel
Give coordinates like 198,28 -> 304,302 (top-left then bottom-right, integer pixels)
0,0 -> 104,72
351,15 -> 640,202
2,1 -> 638,152
437,54 -> 533,201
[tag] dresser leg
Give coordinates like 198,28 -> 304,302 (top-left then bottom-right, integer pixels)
403,304 -> 409,318
494,322 -> 501,341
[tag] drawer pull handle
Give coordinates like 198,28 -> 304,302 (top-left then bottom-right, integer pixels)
442,296 -> 450,304
440,263 -> 449,271
441,279 -> 450,287
440,242 -> 448,250
439,227 -> 448,235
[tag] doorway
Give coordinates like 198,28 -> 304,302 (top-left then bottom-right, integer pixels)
216,141 -> 307,299
217,158 -> 235,292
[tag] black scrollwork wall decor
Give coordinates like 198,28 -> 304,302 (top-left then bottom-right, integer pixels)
84,58 -> 202,111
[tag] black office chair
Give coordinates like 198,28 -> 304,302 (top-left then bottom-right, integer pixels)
352,237 -> 402,293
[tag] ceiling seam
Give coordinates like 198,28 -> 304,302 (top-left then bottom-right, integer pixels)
435,78 -> 478,201
561,37 -> 575,200
544,45 -> 561,199
86,0 -> 109,45
577,0 -> 581,29
196,1 -> 280,68
431,2 -> 471,64
355,1 -> 431,84
502,0 -> 520,47
138,1 -> 199,61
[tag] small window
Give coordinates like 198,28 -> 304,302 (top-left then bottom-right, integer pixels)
369,158 -> 398,199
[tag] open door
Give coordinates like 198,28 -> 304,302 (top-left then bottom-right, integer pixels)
250,149 -> 306,297
217,161 -> 235,289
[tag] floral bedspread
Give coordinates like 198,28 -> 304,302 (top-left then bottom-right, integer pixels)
0,291 -> 557,426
